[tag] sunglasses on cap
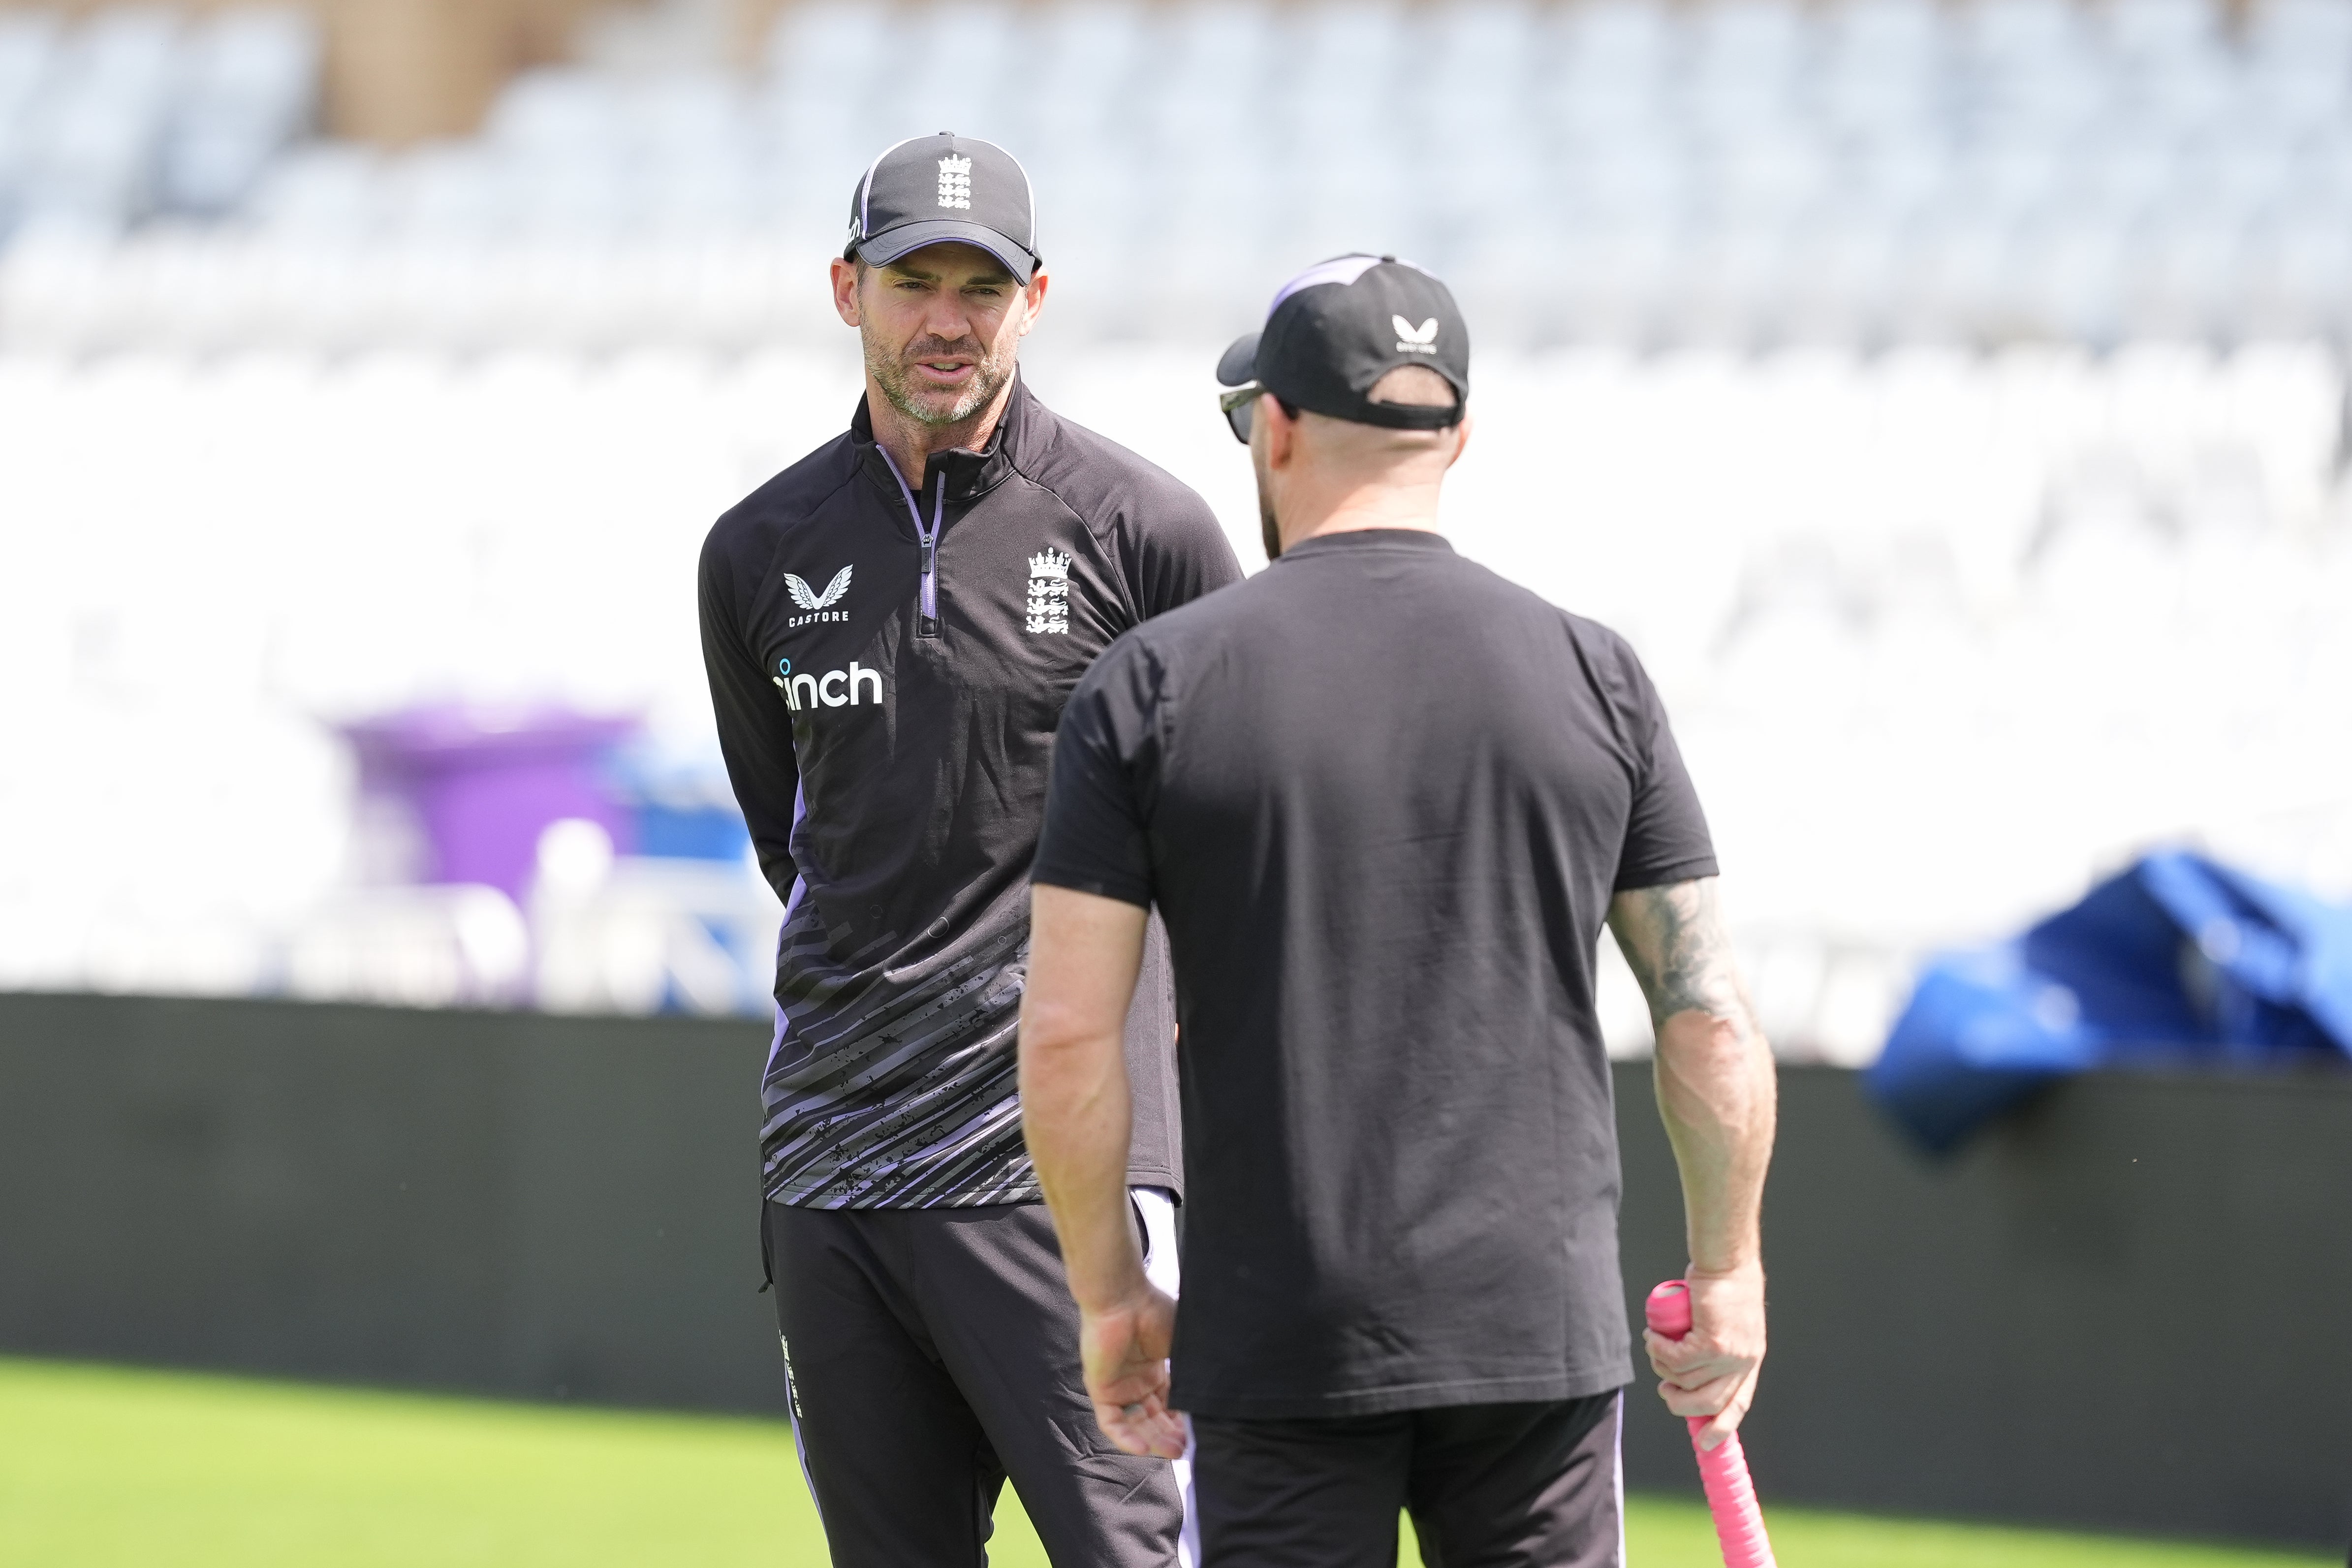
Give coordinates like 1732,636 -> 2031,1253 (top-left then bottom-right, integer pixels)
1218,384 -> 1298,444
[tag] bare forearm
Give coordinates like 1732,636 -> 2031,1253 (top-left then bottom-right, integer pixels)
1655,1009 -> 1775,1275
1018,885 -> 1153,1314
1608,878 -> 1777,1277
1022,1029 -> 1146,1311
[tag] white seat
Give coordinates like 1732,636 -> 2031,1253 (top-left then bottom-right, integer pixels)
0,11 -> 61,115
160,12 -> 322,217
765,0 -> 896,87
2244,0 -> 2352,59
1564,0 -> 1677,77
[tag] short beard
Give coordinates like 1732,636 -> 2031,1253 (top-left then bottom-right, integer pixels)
866,331 -> 1015,430
1254,438 -> 1282,560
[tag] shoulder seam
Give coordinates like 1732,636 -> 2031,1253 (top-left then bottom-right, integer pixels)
1005,407 -> 1200,543
722,457 -> 868,553
713,457 -> 870,639
1006,457 -> 1113,544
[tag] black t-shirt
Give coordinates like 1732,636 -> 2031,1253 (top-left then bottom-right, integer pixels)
1033,529 -> 1717,1418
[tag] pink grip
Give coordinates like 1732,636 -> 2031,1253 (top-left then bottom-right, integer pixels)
1645,1281 -> 1776,1568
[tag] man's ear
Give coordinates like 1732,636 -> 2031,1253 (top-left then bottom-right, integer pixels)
831,256 -> 863,328
1261,394 -> 1297,470
1444,411 -> 1474,470
1014,267 -> 1049,340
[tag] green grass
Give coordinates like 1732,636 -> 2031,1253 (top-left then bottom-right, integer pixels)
0,1357 -> 2328,1568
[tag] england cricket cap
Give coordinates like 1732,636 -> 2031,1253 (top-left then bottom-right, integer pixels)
846,132 -> 1039,283
1216,254 -> 1469,429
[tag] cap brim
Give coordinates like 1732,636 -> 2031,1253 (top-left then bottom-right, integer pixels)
855,220 -> 1036,282
1216,332 -> 1260,387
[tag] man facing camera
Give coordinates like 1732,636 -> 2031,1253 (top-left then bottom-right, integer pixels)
699,134 -> 1242,1567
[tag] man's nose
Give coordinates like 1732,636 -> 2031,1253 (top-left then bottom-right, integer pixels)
919,294 -> 976,345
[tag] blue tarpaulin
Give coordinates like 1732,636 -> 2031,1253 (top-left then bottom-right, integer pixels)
1866,851 -> 2352,1152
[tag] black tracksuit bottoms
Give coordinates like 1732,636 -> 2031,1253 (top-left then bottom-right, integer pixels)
764,1199 -> 1185,1568
1190,1391 -> 1625,1568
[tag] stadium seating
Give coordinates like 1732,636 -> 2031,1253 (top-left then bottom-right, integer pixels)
0,6 -> 317,236
1,344 -> 2345,1057
1,0 -> 2351,346
1,2 -> 2348,1057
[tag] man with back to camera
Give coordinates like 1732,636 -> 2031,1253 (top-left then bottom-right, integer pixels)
696,133 -> 1243,1566
1017,254 -> 1779,1566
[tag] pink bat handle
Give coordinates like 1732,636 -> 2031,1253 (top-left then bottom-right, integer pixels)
1645,1280 -> 1776,1568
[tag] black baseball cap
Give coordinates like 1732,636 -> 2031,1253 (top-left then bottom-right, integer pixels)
846,132 -> 1040,283
1217,254 -> 1469,430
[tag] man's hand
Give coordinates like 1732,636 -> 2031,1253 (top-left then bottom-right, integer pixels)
1644,1264 -> 1766,1451
1080,1285 -> 1187,1459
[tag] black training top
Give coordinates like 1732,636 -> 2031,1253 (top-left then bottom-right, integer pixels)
1034,528 -> 1718,1417
699,376 -> 1243,1209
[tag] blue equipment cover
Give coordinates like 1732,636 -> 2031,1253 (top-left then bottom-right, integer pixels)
1866,851 -> 2352,1152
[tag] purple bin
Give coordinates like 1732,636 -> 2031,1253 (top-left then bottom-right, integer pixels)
341,704 -> 640,903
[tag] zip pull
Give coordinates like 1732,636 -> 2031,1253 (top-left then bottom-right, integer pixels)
878,447 -> 946,640
918,470 -> 944,639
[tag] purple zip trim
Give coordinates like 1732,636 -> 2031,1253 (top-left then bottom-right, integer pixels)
877,447 -> 946,630
923,472 -> 944,619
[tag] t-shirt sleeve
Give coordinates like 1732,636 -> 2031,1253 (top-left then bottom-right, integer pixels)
1034,637 -> 1163,909
1127,479 -> 1245,621
1610,638 -> 1720,892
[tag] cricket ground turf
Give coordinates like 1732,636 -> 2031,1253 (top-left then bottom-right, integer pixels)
0,1358 -> 2328,1568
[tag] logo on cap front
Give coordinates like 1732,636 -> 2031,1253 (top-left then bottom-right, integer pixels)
937,155 -> 972,211
1393,315 -> 1440,354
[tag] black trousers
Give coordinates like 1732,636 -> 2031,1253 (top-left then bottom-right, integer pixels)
1191,1392 -> 1623,1568
764,1199 -> 1185,1568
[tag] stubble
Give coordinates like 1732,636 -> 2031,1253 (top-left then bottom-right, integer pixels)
866,330 -> 1016,430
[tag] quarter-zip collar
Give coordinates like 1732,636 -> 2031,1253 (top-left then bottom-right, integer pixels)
851,375 -> 1035,638
848,373 -> 1031,518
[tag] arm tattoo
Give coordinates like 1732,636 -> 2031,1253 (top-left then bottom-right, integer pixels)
1609,878 -> 1752,1032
